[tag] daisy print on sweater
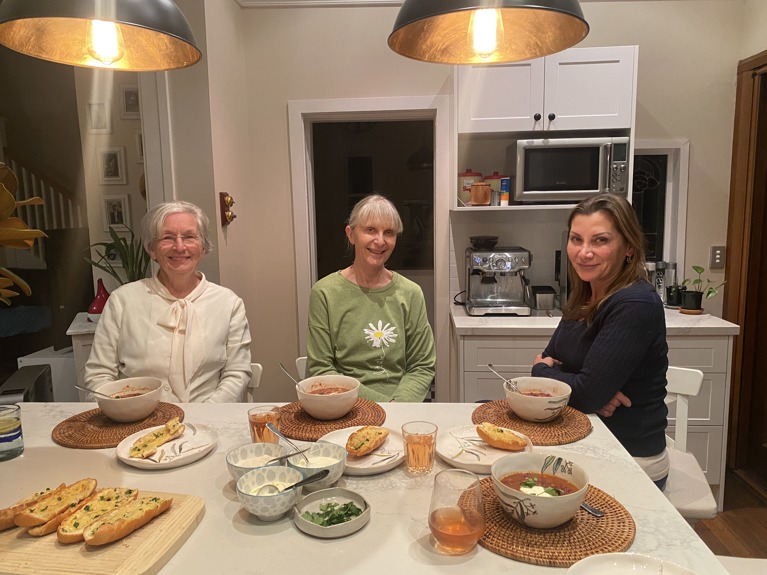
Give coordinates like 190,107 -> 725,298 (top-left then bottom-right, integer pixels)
364,320 -> 398,377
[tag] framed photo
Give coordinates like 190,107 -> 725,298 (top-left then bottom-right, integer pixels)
97,147 -> 127,185
102,195 -> 130,231
120,84 -> 141,119
86,101 -> 112,134
134,131 -> 144,164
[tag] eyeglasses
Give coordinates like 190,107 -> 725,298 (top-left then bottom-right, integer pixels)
156,234 -> 201,246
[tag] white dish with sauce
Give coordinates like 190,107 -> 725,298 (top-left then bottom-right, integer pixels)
286,442 -> 346,492
226,442 -> 288,482
116,422 -> 218,470
95,377 -> 162,423
318,426 -> 404,476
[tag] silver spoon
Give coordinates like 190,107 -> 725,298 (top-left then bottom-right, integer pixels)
279,363 -> 300,385
486,363 -> 520,393
256,469 -> 330,496
580,502 -> 605,517
266,422 -> 310,464
74,384 -> 115,400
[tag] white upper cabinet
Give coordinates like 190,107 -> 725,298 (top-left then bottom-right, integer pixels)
457,46 -> 638,133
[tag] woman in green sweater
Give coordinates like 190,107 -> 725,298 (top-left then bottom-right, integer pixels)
306,194 -> 436,402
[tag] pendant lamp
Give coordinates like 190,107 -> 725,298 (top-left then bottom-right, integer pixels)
0,0 -> 201,71
388,0 -> 589,65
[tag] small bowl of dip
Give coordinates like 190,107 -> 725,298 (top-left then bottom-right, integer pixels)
287,442 -> 346,492
236,465 -> 304,522
296,375 -> 360,420
226,442 -> 288,482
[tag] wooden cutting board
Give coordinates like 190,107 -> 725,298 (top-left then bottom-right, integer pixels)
0,492 -> 204,575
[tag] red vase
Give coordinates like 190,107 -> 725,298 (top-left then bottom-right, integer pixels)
88,279 -> 110,321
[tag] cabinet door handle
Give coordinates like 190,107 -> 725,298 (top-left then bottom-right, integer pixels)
548,113 -> 556,121
533,113 -> 541,121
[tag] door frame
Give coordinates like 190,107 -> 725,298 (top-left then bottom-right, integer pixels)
724,49 -> 767,492
287,96 -> 451,400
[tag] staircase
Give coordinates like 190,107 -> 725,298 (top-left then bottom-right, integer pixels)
2,147 -> 86,266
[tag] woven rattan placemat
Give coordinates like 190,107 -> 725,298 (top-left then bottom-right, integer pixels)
479,478 -> 635,567
51,403 -> 185,449
472,400 -> 592,446
278,398 -> 386,441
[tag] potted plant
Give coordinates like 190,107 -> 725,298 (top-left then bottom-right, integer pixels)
679,265 -> 725,313
85,225 -> 151,286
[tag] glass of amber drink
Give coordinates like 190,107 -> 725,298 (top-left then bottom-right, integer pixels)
428,469 -> 485,555
401,421 -> 437,473
248,405 -> 281,443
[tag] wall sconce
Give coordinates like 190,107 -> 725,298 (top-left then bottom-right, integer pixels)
388,0 -> 589,65
0,0 -> 201,71
219,192 -> 237,227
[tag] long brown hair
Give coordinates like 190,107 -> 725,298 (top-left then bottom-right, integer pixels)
563,194 -> 649,322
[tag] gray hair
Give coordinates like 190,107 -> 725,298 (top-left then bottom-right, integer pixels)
140,201 -> 213,254
347,194 -> 403,234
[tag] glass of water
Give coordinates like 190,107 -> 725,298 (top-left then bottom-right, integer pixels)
0,404 -> 23,461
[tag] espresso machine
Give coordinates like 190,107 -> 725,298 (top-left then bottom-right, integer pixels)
465,246 -> 532,316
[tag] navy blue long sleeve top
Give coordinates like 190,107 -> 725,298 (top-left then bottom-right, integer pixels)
531,281 -> 668,457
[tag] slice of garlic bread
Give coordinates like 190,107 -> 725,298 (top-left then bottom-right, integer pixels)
13,478 -> 98,528
83,496 -> 172,546
129,417 -> 185,459
57,487 -> 139,544
0,484 -> 66,531
345,426 -> 389,457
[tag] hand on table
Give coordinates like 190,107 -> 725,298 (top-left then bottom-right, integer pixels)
596,390 -> 632,418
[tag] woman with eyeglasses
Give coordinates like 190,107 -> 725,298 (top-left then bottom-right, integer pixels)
85,201 -> 252,402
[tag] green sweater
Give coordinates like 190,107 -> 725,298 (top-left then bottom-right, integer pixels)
307,271 -> 436,402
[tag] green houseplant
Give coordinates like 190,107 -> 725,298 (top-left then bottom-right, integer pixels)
680,265 -> 725,311
85,225 -> 151,286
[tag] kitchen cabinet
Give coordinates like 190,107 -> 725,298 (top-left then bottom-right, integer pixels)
457,45 -> 638,133
450,305 -> 739,511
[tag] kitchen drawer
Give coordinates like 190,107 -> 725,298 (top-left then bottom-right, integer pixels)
463,372 -> 528,403
666,424 -> 723,485
667,337 -> 729,372
463,337 -> 549,372
666,372 -> 726,426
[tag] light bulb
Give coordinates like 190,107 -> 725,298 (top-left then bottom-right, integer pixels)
86,20 -> 125,66
470,9 -> 503,59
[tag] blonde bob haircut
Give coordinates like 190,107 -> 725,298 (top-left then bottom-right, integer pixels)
141,201 -> 213,255
347,194 -> 404,235
564,193 -> 649,322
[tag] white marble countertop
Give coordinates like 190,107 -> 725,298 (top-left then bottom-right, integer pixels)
3,402 -> 728,575
451,304 -> 740,337
65,311 -> 97,336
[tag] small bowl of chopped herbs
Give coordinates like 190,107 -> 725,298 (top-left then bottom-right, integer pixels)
293,487 -> 370,538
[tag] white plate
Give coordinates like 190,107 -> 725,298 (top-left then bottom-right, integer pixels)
436,425 -> 533,474
317,426 -> 404,476
566,553 -> 697,575
116,422 -> 218,470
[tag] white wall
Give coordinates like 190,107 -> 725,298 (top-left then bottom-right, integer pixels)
741,0 -> 767,58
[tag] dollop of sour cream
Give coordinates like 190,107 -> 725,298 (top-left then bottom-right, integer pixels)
520,485 -> 555,497
251,481 -> 290,496
293,456 -> 339,468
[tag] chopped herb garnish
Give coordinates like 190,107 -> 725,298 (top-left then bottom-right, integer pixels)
301,501 -> 363,527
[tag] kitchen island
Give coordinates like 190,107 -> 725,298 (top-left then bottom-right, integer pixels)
450,304 -> 740,510
2,402 -> 727,575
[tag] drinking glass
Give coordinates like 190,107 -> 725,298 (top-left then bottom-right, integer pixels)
401,421 -> 437,473
248,405 -> 281,443
428,469 -> 485,555
0,404 -> 24,461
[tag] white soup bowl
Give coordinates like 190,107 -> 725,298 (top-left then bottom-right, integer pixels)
95,377 -> 162,423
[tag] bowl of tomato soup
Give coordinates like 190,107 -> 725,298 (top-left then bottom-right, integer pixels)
503,377 -> 572,422
296,375 -> 360,420
491,452 -> 589,528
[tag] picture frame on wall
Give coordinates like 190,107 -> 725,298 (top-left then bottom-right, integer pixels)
120,84 -> 141,119
135,131 -> 144,164
102,195 -> 130,231
98,147 -> 127,185
86,101 -> 112,134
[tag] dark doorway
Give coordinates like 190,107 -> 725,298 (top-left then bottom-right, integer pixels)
632,154 -> 668,262
311,120 -> 434,309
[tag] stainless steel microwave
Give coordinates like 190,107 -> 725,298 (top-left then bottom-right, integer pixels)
515,136 -> 630,203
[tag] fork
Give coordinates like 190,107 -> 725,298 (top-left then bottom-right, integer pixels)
369,450 -> 400,466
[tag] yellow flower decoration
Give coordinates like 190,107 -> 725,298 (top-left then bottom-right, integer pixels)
0,162 -> 46,305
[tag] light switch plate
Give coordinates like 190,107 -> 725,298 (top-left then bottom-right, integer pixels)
710,245 -> 726,270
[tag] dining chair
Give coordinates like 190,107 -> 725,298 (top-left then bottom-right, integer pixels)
663,366 -> 718,520
296,356 -> 307,380
246,363 -> 263,402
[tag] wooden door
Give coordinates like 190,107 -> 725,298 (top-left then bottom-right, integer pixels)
724,50 -> 767,499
